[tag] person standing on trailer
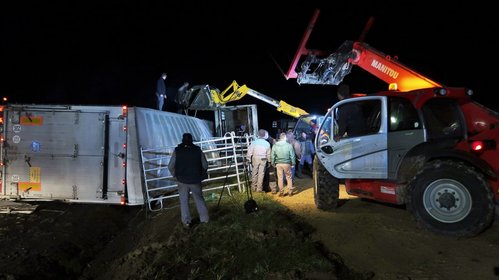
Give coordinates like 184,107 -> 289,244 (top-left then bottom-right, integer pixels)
156,72 -> 167,111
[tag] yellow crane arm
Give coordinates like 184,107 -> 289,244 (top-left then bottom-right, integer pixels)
276,100 -> 309,118
212,80 -> 308,118
210,80 -> 248,105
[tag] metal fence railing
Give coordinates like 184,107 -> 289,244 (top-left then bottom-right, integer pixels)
140,132 -> 252,211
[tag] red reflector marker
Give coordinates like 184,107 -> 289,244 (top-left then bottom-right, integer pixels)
471,141 -> 484,152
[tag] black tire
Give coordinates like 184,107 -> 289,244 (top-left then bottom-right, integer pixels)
406,160 -> 495,237
313,155 -> 339,211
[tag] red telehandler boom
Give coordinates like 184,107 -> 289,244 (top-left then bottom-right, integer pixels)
285,9 -> 442,91
285,9 -> 499,237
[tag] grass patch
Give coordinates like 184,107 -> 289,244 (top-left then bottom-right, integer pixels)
119,190 -> 373,280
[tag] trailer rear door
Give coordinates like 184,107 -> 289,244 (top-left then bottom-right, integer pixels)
3,108 -> 107,200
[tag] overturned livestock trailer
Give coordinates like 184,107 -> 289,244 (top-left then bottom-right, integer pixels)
0,104 -> 258,207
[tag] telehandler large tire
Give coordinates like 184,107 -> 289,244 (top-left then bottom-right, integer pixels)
313,155 -> 339,211
406,160 -> 495,237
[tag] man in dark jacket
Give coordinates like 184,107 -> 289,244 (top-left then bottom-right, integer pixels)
168,133 -> 209,228
156,72 -> 167,111
335,83 -> 367,141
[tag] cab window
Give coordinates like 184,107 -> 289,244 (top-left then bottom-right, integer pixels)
388,97 -> 421,132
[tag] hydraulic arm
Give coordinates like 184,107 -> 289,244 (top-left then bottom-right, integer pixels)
285,9 -> 442,91
213,80 -> 309,118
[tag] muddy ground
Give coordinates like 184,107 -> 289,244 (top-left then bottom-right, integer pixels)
280,178 -> 499,280
0,176 -> 498,280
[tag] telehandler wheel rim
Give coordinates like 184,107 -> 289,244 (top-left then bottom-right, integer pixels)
422,178 -> 472,223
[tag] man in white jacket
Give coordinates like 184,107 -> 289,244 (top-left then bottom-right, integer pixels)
247,129 -> 271,193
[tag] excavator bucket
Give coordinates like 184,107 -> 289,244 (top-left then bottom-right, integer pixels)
175,84 -> 221,111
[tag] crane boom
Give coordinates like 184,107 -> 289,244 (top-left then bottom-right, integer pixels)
284,9 -> 328,80
349,41 -> 442,90
286,9 -> 442,91
214,80 -> 309,118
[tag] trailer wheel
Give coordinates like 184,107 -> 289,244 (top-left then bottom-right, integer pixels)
313,155 -> 339,211
407,160 -> 494,237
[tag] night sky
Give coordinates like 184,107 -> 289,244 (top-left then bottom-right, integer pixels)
2,1 -> 497,130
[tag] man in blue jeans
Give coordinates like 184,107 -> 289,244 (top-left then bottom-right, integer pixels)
168,133 -> 209,228
271,132 -> 296,197
286,131 -> 302,180
156,72 -> 167,111
297,131 -> 315,177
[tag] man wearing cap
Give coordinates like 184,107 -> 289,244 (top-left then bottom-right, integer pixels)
168,133 -> 209,228
247,129 -> 272,193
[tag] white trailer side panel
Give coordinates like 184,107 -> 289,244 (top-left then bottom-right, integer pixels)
127,108 -> 214,204
0,105 -> 216,206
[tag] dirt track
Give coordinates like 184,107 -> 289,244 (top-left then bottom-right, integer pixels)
277,177 -> 499,280
0,176 -> 498,280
